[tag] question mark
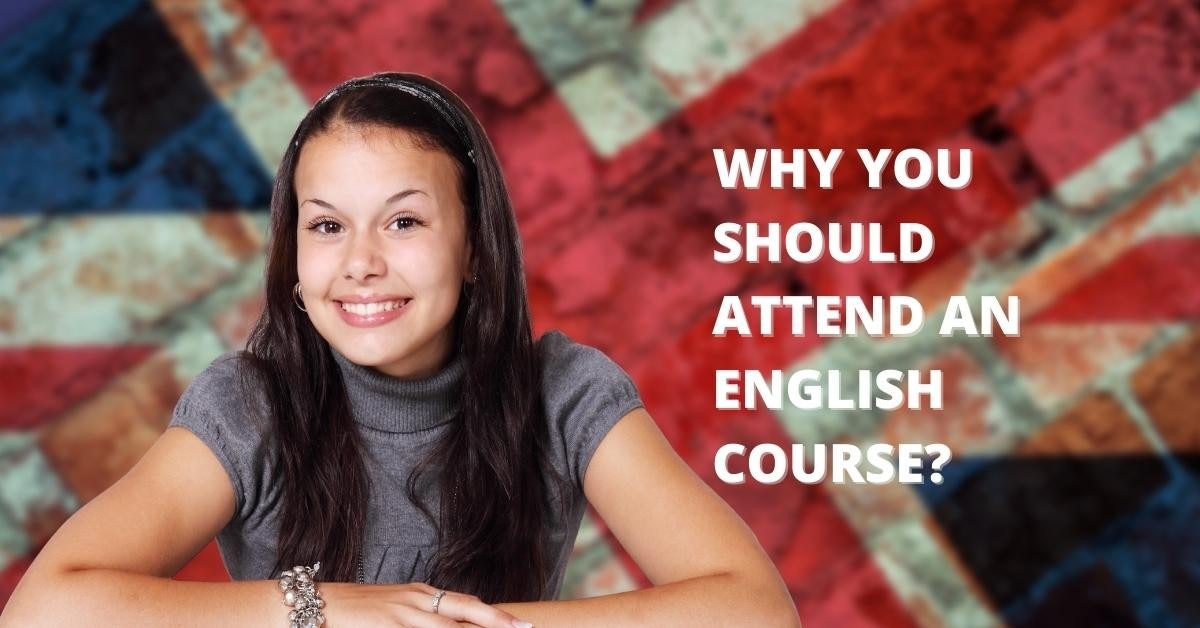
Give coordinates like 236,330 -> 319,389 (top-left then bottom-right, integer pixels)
925,444 -> 952,484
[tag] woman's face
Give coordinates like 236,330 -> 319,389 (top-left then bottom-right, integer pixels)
294,124 -> 472,379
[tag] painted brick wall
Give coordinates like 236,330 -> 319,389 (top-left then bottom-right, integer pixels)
0,0 -> 1197,625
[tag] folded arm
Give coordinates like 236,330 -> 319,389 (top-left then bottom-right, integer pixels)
496,408 -> 801,627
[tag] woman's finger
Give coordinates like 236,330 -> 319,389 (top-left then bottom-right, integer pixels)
418,589 -> 526,628
393,604 -> 460,628
403,581 -> 439,597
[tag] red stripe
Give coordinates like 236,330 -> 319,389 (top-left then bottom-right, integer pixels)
1033,238 -> 1200,323
1001,0 -> 1200,185
770,0 -> 1142,194
0,346 -> 155,429
173,540 -> 231,582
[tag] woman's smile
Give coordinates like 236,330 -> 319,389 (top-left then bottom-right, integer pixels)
334,297 -> 412,327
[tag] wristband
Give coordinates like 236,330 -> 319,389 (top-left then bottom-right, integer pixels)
279,562 -> 325,627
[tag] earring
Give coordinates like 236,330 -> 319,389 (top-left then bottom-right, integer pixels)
293,282 -> 308,312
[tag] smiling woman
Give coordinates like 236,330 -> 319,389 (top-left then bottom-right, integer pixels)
0,72 -> 800,628
293,123 -> 472,379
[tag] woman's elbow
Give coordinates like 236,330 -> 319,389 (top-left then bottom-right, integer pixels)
1,563 -> 90,627
1,575 -> 58,627
0,603 -> 41,628
764,589 -> 802,628
742,570 -> 801,628
778,603 -> 803,628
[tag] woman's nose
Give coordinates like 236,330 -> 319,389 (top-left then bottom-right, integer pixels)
343,232 -> 387,281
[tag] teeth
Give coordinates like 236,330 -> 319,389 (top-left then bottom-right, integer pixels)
340,300 -> 408,316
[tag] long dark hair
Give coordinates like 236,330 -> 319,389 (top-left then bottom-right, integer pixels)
239,72 -> 568,602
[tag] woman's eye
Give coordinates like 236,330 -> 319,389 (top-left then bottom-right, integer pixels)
311,220 -> 341,235
392,216 -> 419,230
305,216 -> 418,235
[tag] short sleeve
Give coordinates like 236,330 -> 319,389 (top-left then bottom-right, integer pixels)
538,330 -> 646,492
167,350 -> 270,524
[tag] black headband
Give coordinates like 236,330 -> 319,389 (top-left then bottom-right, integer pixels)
299,75 -> 476,163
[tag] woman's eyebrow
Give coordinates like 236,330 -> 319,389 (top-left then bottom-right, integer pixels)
385,188 -> 428,204
300,188 -> 429,212
300,198 -> 338,210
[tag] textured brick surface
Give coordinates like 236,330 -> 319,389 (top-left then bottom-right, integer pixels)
1017,392 -> 1152,455
0,1 -> 271,213
881,348 -> 1001,455
40,352 -> 183,502
0,0 -> 1198,624
1132,326 -> 1200,473
773,0 -> 1141,202
0,346 -> 155,429
928,391 -> 1168,615
1001,0 -> 1200,211
1010,563 -> 1141,628
995,324 -> 1158,412
211,290 -> 266,350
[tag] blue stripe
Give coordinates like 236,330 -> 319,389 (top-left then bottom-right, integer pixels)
0,0 -> 271,214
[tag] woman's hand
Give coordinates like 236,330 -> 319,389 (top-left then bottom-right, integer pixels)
320,581 -> 531,628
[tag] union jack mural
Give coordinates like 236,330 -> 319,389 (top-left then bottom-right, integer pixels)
0,0 -> 1197,625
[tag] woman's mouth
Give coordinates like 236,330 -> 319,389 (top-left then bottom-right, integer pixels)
334,298 -> 412,328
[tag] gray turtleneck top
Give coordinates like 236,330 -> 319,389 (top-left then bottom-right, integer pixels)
166,329 -> 644,599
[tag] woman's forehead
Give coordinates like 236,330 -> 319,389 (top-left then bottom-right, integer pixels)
295,125 -> 463,211
298,125 -> 454,178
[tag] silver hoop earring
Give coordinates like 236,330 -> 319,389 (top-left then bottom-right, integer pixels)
293,282 -> 308,312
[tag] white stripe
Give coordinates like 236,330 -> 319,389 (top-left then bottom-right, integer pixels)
1057,87 -> 1200,212
0,433 -> 78,566
0,214 -> 256,346
498,0 -> 840,156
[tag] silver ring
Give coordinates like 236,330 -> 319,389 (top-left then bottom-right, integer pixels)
431,589 -> 447,614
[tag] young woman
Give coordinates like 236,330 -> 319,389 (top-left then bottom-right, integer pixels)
1,73 -> 799,627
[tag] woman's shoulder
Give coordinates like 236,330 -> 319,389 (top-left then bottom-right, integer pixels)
185,349 -> 249,387
536,330 -> 633,386
168,349 -> 272,451
167,349 -> 274,521
174,349 -> 268,415
535,329 -> 645,490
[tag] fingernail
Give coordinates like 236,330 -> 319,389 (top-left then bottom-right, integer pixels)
511,621 -> 534,628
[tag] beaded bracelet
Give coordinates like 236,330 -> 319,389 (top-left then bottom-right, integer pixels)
279,562 -> 326,628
